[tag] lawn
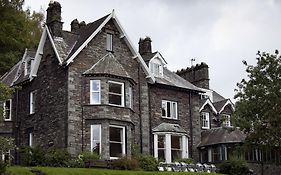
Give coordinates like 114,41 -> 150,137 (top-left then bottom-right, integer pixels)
7,166 -> 223,175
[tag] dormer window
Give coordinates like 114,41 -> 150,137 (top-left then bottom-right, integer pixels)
24,59 -> 33,76
149,57 -> 163,77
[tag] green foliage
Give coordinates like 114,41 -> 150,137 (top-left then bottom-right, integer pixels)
19,146 -> 45,166
174,158 -> 195,164
0,136 -> 14,154
45,148 -> 70,167
218,156 -> 250,175
0,160 -> 7,175
79,151 -> 100,161
0,0 -> 44,75
234,50 -> 281,146
66,158 -> 84,168
112,156 -> 140,170
136,154 -> 158,171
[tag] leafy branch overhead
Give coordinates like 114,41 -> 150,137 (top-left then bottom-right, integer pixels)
234,50 -> 281,147
0,0 -> 44,76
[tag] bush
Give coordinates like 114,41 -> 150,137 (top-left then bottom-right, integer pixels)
67,158 -> 84,168
174,158 -> 194,164
218,158 -> 250,175
136,154 -> 158,171
0,160 -> 7,175
79,151 -> 100,162
19,146 -> 46,166
112,156 -> 140,170
45,148 -> 70,167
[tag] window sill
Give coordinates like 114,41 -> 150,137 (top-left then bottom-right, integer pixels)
201,127 -> 210,130
161,117 -> 179,121
4,119 -> 12,122
85,104 -> 134,112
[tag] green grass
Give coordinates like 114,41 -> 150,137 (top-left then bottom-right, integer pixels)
7,166 -> 223,175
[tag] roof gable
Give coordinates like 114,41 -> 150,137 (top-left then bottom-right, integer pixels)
83,52 -> 132,80
199,98 -> 218,114
213,99 -> 234,114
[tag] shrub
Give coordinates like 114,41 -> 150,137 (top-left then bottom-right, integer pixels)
137,154 -> 158,171
79,151 -> 100,162
174,158 -> 194,164
45,148 -> 70,167
0,160 -> 7,175
112,156 -> 139,170
19,146 -> 45,166
67,158 -> 84,168
218,157 -> 250,175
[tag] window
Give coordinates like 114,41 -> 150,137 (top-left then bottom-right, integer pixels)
222,114 -> 231,127
3,99 -> 12,121
128,86 -> 133,109
29,132 -> 33,147
201,112 -> 210,129
90,80 -> 101,104
91,125 -> 101,154
154,134 -> 188,163
161,100 -> 177,119
30,91 -> 36,114
109,126 -> 125,159
106,33 -> 113,51
1,150 -> 10,162
108,81 -> 124,107
24,59 -> 33,76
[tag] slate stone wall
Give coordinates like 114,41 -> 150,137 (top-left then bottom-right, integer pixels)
67,19 -> 150,156
16,38 -> 68,149
248,163 -> 281,175
149,84 -> 201,161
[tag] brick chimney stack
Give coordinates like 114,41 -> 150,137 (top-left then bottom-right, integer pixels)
138,37 -> 152,55
176,62 -> 210,89
46,1 -> 63,37
70,19 -> 79,33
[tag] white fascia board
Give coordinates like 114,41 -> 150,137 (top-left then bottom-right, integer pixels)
29,27 -> 47,80
218,99 -> 235,113
112,11 -> 155,83
66,14 -> 113,66
199,98 -> 218,114
46,26 -> 62,65
152,52 -> 167,65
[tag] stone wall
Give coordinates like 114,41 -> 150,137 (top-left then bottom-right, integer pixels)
248,163 -> 281,175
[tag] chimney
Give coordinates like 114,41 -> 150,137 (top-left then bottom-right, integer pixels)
176,62 -> 210,89
79,21 -> 86,29
138,36 -> 152,55
70,19 -> 79,33
46,1 -> 63,37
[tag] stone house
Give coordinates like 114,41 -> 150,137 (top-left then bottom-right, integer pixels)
0,1 -> 248,166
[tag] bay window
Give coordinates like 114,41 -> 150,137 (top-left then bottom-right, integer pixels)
109,125 -> 125,159
90,80 -> 101,104
108,81 -> 124,107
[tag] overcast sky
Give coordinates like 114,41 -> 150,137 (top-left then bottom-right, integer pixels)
24,0 -> 281,101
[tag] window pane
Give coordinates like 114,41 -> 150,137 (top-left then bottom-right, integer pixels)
158,150 -> 165,160
106,33 -> 113,51
110,127 -> 122,142
109,83 -> 122,94
92,92 -> 100,104
92,81 -> 100,91
161,101 -> 166,117
109,94 -> 122,105
172,102 -> 177,119
110,143 -> 122,157
171,136 -> 181,149
172,150 -> 182,161
158,135 -> 165,148
92,125 -> 100,140
167,102 -> 171,117
92,141 -> 100,154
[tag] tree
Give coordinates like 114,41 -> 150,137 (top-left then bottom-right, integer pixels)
233,50 -> 281,147
0,0 -> 44,76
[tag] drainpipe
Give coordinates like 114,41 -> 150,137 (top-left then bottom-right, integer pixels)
138,65 -> 143,153
189,91 -> 193,158
80,74 -> 85,152
15,88 -> 19,164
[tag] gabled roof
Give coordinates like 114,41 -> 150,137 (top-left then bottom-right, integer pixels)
198,127 -> 246,147
83,52 -> 132,80
213,99 -> 234,114
142,51 -> 167,65
0,61 -> 21,86
199,98 -> 218,114
154,67 -> 202,92
152,123 -> 187,134
212,90 -> 226,102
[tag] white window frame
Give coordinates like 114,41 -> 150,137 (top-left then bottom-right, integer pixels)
154,133 -> 188,163
3,99 -> 12,121
201,112 -> 210,129
161,100 -> 178,119
128,86 -> 133,109
90,125 -> 101,154
109,125 -> 126,159
108,81 -> 124,107
149,58 -> 163,77
29,132 -> 33,147
222,114 -> 231,127
29,91 -> 36,114
106,33 -> 113,51
90,80 -> 101,104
